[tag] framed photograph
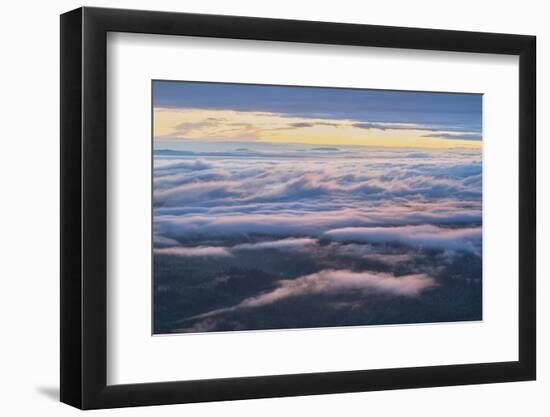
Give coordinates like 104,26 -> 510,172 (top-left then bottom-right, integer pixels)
60,6 -> 536,409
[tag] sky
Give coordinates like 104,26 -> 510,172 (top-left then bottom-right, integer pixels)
153,81 -> 482,149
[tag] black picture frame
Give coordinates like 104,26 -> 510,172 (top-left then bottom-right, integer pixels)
60,6 -> 536,410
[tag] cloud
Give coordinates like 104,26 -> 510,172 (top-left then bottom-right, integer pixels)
153,234 -> 181,247
154,168 -> 231,191
311,147 -> 340,152
190,269 -> 436,319
250,173 -> 333,201
154,180 -> 240,206
234,238 -> 317,252
152,142 -> 483,333
407,152 -> 432,158
352,122 -> 482,138
154,206 -> 482,243
153,153 -> 482,205
172,119 -> 225,135
154,246 -> 232,257
423,133 -> 482,141
288,121 -> 342,129
353,122 -> 435,131
152,147 -> 482,249
324,225 -> 481,252
352,122 -> 476,133
290,122 -> 315,128
154,159 -> 213,174
154,107 -> 482,148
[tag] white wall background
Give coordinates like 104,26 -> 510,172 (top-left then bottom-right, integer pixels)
0,0 -> 545,415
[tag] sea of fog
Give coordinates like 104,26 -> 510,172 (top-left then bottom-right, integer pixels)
153,142 -> 482,333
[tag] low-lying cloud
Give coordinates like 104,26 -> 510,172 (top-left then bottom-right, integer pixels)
190,269 -> 436,320
325,225 -> 481,252
153,144 -> 483,333
154,246 -> 232,257
234,237 -> 317,252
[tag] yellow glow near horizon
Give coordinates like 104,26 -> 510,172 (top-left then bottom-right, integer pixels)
261,124 -> 480,149
153,107 -> 481,149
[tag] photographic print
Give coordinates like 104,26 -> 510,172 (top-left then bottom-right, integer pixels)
152,81 -> 482,334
